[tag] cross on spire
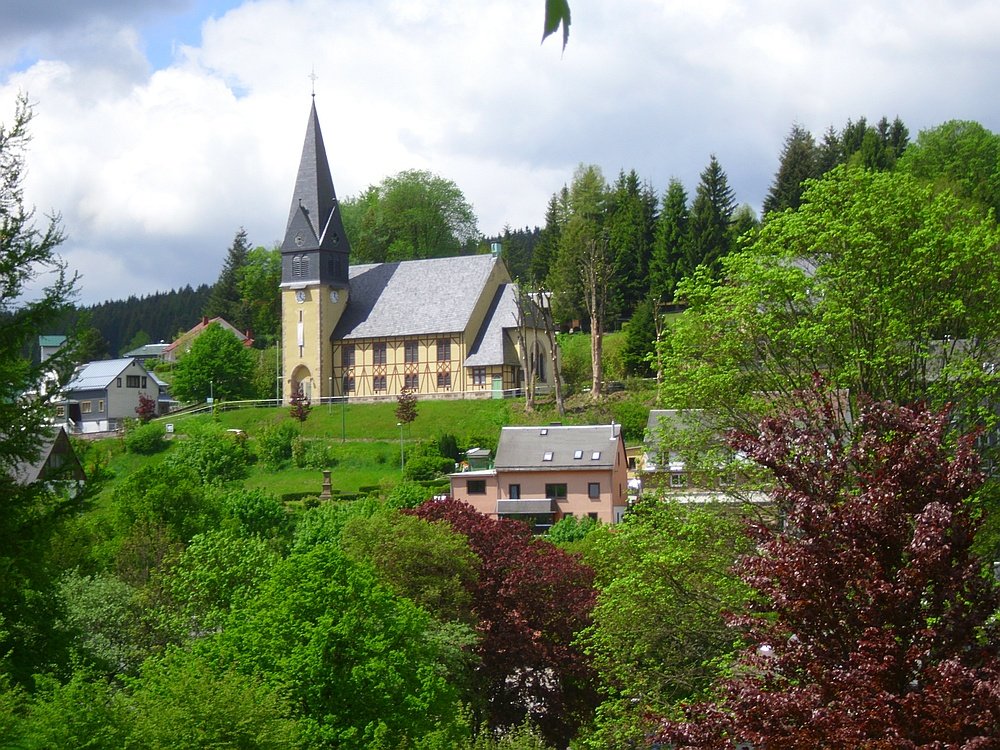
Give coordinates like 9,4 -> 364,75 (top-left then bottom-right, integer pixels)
309,67 -> 317,98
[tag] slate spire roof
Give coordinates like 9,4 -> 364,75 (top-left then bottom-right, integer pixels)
281,100 -> 351,256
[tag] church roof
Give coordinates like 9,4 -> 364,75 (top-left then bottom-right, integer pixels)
464,283 -> 521,367
334,254 -> 503,340
281,100 -> 351,256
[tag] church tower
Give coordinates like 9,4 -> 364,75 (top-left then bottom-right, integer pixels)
280,99 -> 351,402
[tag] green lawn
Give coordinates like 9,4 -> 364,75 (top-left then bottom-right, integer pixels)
84,387 -> 654,500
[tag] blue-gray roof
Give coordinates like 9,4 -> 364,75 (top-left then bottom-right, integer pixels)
64,359 -> 138,391
334,254 -> 503,340
464,283 -> 521,367
495,424 -> 623,471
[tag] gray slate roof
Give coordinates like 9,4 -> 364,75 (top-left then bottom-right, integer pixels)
464,283 -> 521,367
124,342 -> 169,358
64,358 -> 138,391
334,254 -> 502,340
495,424 -> 623,471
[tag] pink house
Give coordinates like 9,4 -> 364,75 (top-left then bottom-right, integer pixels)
450,424 -> 629,532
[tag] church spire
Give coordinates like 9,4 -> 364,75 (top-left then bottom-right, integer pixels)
281,100 -> 350,284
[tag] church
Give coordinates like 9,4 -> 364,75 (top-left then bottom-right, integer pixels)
279,101 -> 552,403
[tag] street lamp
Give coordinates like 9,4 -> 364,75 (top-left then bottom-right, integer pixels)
397,422 -> 404,471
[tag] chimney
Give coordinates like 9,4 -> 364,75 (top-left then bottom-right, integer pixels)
201,316 -> 209,326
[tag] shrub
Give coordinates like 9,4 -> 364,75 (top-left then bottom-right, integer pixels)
124,421 -> 167,455
256,422 -> 299,468
164,427 -> 251,484
222,488 -> 291,540
385,482 -> 433,510
546,515 -> 600,544
403,454 -> 454,481
291,436 -> 307,468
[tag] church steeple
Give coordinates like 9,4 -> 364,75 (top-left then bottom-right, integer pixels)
281,100 -> 350,286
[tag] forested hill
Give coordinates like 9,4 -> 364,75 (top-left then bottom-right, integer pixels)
69,284 -> 212,358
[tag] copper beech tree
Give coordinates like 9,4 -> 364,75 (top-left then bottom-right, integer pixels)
659,394 -> 1000,749
409,498 -> 598,747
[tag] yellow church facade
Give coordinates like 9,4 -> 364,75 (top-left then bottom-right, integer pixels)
279,101 -> 551,403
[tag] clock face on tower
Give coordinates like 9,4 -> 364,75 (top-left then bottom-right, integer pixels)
330,290 -> 339,303
295,290 -> 306,303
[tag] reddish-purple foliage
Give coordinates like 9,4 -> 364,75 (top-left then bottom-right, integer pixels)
660,396 -> 1000,749
135,392 -> 157,423
288,385 -> 311,422
409,498 -> 598,747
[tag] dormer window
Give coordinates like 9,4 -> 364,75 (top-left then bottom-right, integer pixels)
540,428 -> 548,436
543,451 -> 553,461
574,450 -> 583,459
591,451 -> 601,460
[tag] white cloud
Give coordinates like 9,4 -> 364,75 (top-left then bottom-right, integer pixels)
2,0 -> 1000,305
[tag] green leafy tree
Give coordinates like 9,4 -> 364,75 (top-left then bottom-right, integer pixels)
659,165 -> 1000,445
340,508 -> 480,625
343,169 -> 479,262
236,244 -> 281,345
211,543 -> 468,746
169,322 -> 255,403
549,164 -> 608,325
162,426 -> 252,485
899,119 -> 1000,216
579,500 -> 751,748
126,648 -> 303,749
204,228 -> 251,332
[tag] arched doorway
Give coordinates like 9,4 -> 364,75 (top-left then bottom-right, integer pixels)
289,364 -> 313,402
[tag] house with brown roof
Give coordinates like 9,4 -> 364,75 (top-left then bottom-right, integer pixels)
162,317 -> 253,362
450,424 -> 629,532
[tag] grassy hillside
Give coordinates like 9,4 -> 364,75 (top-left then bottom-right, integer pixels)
79,384 -> 656,502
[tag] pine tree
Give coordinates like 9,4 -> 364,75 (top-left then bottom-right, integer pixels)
686,155 -> 735,275
763,123 -> 819,216
605,169 -> 656,325
530,192 -> 565,284
204,228 -> 251,333
649,178 -> 689,302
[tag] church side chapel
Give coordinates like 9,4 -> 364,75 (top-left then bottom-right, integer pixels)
279,99 -> 552,402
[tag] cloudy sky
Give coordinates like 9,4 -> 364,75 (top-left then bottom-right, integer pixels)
3,0 -> 1000,306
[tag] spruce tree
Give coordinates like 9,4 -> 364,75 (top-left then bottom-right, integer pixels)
686,155 -> 736,275
605,169 -> 656,325
763,123 -> 819,216
530,192 -> 565,284
649,178 -> 688,302
204,228 -> 251,333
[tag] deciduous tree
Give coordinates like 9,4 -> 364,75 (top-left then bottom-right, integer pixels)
659,165 -> 1000,442
170,322 -> 255,403
343,169 -> 479,262
659,397 -> 1000,749
409,499 -> 598,747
